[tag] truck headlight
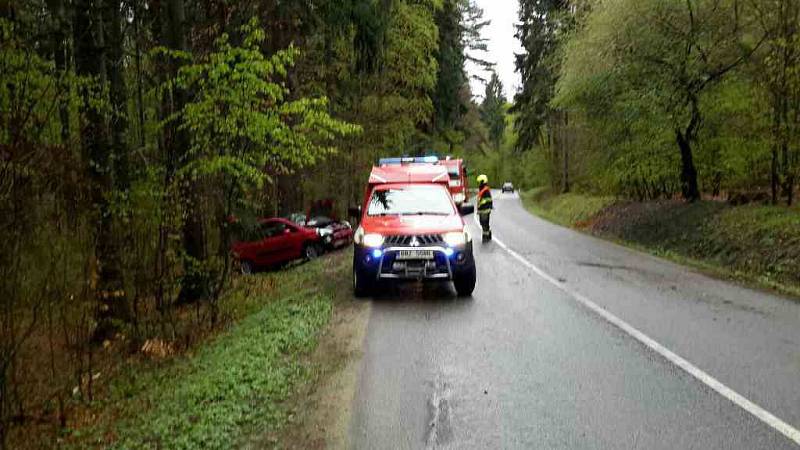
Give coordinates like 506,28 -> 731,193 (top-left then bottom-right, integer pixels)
453,193 -> 466,203
363,233 -> 384,248
443,231 -> 468,247
354,226 -> 384,247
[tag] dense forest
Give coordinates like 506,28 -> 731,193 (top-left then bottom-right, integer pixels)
0,0 -> 505,446
3,0 -> 799,446
491,0 -> 799,208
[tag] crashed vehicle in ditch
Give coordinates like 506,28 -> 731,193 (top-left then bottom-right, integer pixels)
288,199 -> 353,250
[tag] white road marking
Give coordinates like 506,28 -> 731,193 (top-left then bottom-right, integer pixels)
471,213 -> 800,445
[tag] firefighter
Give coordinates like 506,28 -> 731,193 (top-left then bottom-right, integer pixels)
476,174 -> 493,241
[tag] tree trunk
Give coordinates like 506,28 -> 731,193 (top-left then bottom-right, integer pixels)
133,0 -> 146,149
46,0 -> 70,144
676,96 -> 702,202
161,0 -> 209,302
105,0 -> 129,191
74,0 -> 130,339
771,111 -> 780,205
676,130 -> 700,202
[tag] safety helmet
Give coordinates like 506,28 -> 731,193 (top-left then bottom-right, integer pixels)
476,174 -> 488,185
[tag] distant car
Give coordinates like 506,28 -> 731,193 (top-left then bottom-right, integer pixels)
502,181 -> 515,193
231,218 -> 323,274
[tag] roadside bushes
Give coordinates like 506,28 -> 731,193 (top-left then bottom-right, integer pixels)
0,15 -> 356,448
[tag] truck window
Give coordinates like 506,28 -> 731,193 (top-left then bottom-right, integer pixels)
368,185 -> 455,216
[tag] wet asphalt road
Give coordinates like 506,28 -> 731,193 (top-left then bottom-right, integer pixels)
349,192 -> 800,449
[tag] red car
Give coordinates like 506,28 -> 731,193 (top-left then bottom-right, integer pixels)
231,218 -> 323,274
350,164 -> 476,297
289,199 -> 354,250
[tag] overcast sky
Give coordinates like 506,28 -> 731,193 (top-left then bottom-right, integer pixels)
466,0 -> 522,101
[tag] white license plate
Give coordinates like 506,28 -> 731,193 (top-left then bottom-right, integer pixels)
396,250 -> 435,260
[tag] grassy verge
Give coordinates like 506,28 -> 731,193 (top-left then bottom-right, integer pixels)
521,187 -> 616,228
68,251 -> 352,449
521,188 -> 800,299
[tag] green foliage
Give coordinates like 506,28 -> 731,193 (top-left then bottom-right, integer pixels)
109,295 -> 330,449
480,72 -> 506,148
551,0 -> 765,199
754,0 -> 800,204
512,0 -> 570,153
176,19 -> 360,189
2,0 -> 494,445
71,255 -> 346,449
433,0 -> 491,131
353,0 -> 440,156
0,18 -> 87,148
521,188 -> 615,227
433,0 -> 468,130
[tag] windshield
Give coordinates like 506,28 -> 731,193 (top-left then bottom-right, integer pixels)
367,185 -> 455,216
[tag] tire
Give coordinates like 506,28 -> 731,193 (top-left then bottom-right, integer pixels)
303,243 -> 321,261
240,260 -> 255,275
453,264 -> 476,297
353,268 -> 373,298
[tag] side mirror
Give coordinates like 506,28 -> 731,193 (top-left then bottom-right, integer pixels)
348,205 -> 362,218
459,204 -> 475,216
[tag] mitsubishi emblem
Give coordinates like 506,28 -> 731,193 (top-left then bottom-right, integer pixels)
409,236 -> 420,247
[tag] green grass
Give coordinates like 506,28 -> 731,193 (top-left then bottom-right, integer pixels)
705,205 -> 800,289
521,188 -> 800,299
69,253 -> 349,449
521,187 -> 616,227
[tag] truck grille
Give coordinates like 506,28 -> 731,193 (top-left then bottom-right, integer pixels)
384,234 -> 444,246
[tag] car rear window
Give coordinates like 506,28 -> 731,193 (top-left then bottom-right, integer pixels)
368,185 -> 455,216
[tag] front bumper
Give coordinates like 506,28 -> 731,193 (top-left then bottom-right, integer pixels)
354,242 -> 474,281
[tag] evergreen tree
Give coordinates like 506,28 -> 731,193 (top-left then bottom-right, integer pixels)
481,72 -> 506,148
512,0 -> 569,152
433,0 -> 466,130
433,0 -> 493,132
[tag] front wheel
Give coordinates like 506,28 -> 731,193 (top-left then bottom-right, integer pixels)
240,260 -> 255,275
303,243 -> 321,261
353,268 -> 374,298
453,265 -> 476,297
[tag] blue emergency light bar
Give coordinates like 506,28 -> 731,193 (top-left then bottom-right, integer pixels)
378,156 -> 440,165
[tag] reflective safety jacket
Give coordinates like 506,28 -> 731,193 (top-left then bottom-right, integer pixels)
477,185 -> 493,212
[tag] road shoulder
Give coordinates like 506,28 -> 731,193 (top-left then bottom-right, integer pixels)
250,253 -> 370,449
519,189 -> 800,300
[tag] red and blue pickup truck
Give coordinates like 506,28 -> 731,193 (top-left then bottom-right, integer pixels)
349,163 -> 476,297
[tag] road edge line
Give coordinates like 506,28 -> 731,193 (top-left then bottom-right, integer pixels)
473,212 -> 800,445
